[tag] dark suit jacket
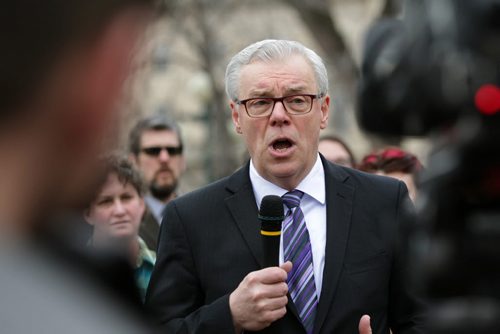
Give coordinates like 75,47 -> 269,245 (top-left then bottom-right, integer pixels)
146,157 -> 426,333
140,208 -> 160,251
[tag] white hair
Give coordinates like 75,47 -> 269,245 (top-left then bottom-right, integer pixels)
224,39 -> 329,102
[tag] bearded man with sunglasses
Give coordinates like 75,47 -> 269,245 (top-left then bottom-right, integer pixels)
146,40 -> 426,334
129,114 -> 186,250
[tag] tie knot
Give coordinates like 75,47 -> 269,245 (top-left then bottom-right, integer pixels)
282,190 -> 304,209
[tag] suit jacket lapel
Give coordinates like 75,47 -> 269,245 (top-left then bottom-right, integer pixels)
315,157 -> 355,333
224,164 -> 264,268
139,208 -> 160,250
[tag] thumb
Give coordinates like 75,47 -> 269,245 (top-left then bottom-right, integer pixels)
358,314 -> 372,334
280,261 -> 293,273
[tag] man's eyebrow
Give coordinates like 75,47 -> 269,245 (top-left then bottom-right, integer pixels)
246,86 -> 310,98
246,89 -> 273,98
284,86 -> 309,94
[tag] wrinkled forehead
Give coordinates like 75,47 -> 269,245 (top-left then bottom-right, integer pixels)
140,129 -> 181,146
245,52 -> 315,74
238,55 -> 318,95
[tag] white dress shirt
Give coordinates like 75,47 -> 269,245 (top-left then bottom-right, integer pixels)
249,155 -> 327,298
144,195 -> 166,225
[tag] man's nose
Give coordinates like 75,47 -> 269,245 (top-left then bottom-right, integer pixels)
269,100 -> 290,126
158,148 -> 170,161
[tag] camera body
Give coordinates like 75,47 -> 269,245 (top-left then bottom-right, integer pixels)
359,0 -> 499,135
358,1 -> 500,332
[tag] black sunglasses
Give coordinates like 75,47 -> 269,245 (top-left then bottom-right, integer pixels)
140,146 -> 183,157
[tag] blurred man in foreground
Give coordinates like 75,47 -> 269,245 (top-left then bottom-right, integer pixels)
0,0 -> 159,332
129,114 -> 186,250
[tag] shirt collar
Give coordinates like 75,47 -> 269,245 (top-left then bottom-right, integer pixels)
144,195 -> 166,223
249,154 -> 325,207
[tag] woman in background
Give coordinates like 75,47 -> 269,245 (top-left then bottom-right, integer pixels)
84,155 -> 156,301
318,134 -> 357,168
358,147 -> 423,202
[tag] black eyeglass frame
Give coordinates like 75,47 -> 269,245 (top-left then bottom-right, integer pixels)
235,93 -> 325,118
140,146 -> 183,157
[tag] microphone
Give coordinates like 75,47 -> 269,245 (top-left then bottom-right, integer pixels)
259,195 -> 284,267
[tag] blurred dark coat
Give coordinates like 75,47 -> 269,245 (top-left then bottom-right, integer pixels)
140,208 -> 161,251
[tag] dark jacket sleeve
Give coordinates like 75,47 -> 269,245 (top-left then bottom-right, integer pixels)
389,181 -> 427,333
145,201 -> 236,334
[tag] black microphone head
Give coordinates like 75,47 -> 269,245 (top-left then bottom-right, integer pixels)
259,195 -> 284,234
259,195 -> 283,267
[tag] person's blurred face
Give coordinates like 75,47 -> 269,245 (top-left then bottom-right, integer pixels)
86,172 -> 145,240
134,129 -> 185,201
230,55 -> 329,190
38,9 -> 152,210
318,139 -> 353,167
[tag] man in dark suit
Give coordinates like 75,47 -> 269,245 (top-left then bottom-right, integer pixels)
146,39 -> 426,333
129,114 -> 186,250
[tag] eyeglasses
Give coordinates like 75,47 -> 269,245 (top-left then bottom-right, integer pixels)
140,146 -> 183,157
235,93 -> 324,118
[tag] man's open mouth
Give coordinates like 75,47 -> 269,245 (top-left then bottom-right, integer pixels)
271,138 -> 294,152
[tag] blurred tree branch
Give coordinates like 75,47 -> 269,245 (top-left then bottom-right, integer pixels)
162,0 -> 240,181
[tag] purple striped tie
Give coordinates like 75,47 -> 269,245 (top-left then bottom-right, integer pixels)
282,190 -> 317,334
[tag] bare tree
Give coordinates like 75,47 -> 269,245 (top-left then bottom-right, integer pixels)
161,0 -> 241,181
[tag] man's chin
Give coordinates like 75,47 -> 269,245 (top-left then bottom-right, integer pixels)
150,184 -> 176,201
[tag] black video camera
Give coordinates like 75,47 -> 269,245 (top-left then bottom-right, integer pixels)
359,0 -> 499,136
358,1 -> 500,333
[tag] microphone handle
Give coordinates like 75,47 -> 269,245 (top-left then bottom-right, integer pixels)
261,231 -> 280,267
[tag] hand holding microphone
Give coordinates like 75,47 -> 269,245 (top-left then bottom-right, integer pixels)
228,195 -> 291,332
229,262 -> 291,332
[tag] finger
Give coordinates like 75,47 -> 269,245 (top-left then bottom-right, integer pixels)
250,281 -> 288,301
358,314 -> 372,334
264,295 -> 288,311
280,261 -> 293,273
255,267 -> 289,285
267,281 -> 288,298
259,305 -> 287,324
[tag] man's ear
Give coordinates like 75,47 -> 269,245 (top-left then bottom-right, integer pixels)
230,100 -> 242,134
320,95 -> 330,130
128,153 -> 139,166
180,155 -> 187,173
